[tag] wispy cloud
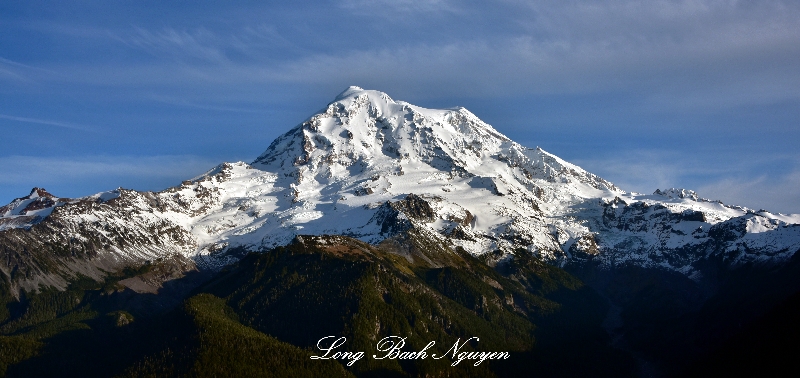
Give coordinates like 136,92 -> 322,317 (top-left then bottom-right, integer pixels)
572,149 -> 800,214
148,94 -> 266,113
126,27 -> 228,63
0,56 -> 57,82
697,170 -> 800,214
573,149 -> 722,194
0,56 -> 38,70
0,114 -> 94,132
263,12 -> 800,105
0,155 -> 221,201
0,67 -> 25,81
338,0 -> 457,14
0,155 -> 218,182
17,1 -> 798,111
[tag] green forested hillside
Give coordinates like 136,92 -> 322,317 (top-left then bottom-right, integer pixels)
0,235 -> 635,377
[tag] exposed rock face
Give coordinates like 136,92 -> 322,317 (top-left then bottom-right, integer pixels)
391,194 -> 435,222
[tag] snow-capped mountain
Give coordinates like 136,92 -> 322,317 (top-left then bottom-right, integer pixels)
2,86 -> 799,292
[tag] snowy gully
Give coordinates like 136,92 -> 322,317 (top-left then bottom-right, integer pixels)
310,335 -> 510,367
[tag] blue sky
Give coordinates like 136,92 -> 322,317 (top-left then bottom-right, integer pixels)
1,1 -> 799,213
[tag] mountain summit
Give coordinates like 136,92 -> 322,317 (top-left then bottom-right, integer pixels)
1,87 -> 799,292
239,86 -> 618,260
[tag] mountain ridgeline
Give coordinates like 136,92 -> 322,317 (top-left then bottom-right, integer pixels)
1,87 -> 799,377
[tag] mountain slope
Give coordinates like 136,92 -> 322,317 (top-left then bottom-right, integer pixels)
1,86 -> 798,294
0,234 -> 634,377
1,86 -> 800,377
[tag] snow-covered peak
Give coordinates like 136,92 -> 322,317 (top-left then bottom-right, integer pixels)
3,87 -> 799,280
252,86 -> 614,195
0,187 -> 68,231
333,85 -> 387,102
28,187 -> 55,199
236,87 -> 624,260
0,187 -> 59,217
